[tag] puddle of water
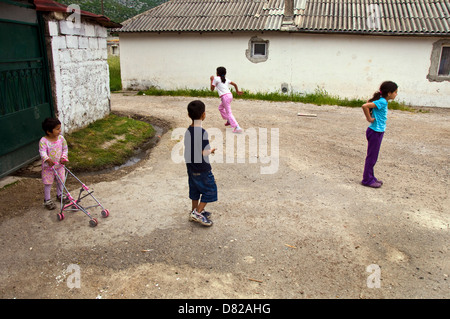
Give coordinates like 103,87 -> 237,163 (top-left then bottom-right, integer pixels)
98,124 -> 164,173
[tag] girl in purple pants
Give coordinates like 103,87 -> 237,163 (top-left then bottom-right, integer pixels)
361,81 -> 398,188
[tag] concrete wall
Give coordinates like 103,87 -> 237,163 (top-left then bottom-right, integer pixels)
119,32 -> 450,108
45,13 -> 111,133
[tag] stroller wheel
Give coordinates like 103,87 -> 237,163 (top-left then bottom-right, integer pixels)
101,209 -> 110,218
89,218 -> 98,227
57,213 -> 65,221
71,201 -> 79,210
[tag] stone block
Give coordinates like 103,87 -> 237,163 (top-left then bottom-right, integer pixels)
65,35 -> 79,49
59,50 -> 72,65
59,20 -> 84,36
51,36 -> 66,50
51,47 -> 60,69
98,38 -> 107,49
48,21 -> 59,36
95,25 -> 107,38
78,36 -> 89,49
84,24 -> 96,37
71,49 -> 84,62
89,37 -> 98,49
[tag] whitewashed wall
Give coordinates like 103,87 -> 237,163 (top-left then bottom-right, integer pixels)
47,18 -> 111,133
120,32 -> 449,108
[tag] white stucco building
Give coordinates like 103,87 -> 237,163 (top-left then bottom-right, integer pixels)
117,0 -> 450,108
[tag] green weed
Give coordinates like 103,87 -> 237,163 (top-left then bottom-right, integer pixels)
138,87 -> 413,111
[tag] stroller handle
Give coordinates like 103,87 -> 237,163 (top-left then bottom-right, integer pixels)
50,161 -> 68,169
51,163 -> 63,170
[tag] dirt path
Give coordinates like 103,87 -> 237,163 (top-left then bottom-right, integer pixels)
0,93 -> 448,299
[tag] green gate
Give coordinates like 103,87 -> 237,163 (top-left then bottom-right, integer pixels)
0,1 -> 54,178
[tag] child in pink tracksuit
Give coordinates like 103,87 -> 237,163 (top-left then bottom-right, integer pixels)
39,117 -> 69,210
210,66 -> 243,133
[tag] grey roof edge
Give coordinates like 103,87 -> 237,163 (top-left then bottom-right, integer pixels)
115,29 -> 449,37
114,0 -> 450,36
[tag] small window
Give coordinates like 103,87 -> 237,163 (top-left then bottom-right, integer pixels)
438,47 -> 450,76
253,42 -> 266,56
246,37 -> 269,63
427,40 -> 450,82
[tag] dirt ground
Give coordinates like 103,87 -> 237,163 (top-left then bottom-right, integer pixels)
0,93 -> 448,300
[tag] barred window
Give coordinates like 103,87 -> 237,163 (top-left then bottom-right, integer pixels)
427,40 -> 450,82
252,42 -> 267,56
438,47 -> 450,76
246,37 -> 269,63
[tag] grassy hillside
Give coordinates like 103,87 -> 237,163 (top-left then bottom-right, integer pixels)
57,0 -> 168,23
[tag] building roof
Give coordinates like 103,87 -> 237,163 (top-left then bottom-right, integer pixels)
33,0 -> 122,28
118,0 -> 450,36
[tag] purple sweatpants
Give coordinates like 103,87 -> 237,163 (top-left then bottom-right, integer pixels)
218,93 -> 239,128
362,127 -> 384,185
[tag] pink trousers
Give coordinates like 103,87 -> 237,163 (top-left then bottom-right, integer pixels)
218,93 -> 239,128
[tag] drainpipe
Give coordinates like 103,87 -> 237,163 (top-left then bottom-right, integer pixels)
281,0 -> 296,31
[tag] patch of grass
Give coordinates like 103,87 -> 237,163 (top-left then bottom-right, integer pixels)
138,87 -> 414,111
65,114 -> 155,172
108,56 -> 122,92
138,87 -> 217,98
0,180 -> 19,191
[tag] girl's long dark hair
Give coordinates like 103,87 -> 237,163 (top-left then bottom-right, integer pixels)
369,81 -> 398,102
216,66 -> 226,83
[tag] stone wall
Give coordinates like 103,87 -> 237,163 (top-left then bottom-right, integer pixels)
45,13 -> 111,134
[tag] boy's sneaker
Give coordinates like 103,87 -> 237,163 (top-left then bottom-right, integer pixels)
233,127 -> 242,133
225,121 -> 230,126
44,199 -> 56,210
189,209 -> 213,227
56,194 -> 70,204
202,210 -> 212,219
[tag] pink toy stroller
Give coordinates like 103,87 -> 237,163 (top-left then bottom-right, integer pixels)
52,164 -> 110,227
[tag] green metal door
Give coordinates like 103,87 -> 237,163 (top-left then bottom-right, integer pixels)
0,3 -> 54,178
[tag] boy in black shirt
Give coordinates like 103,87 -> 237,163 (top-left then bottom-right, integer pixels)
184,100 -> 217,226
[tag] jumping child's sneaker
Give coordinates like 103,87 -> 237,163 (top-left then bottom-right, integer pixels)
44,199 -> 56,210
189,209 -> 213,227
